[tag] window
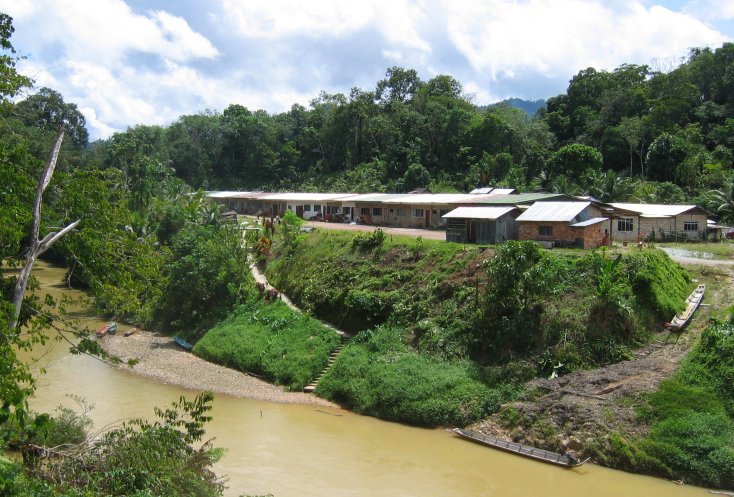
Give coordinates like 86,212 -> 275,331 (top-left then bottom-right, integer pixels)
683,221 -> 698,231
287,205 -> 293,212
372,207 -> 382,216
617,218 -> 634,232
360,207 -> 370,216
413,209 -> 424,217
538,225 -> 553,236
397,208 -> 408,217
303,205 -> 311,211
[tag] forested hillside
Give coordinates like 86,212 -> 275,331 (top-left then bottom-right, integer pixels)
16,43 -> 724,224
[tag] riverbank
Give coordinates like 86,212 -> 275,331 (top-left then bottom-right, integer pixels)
98,329 -> 337,407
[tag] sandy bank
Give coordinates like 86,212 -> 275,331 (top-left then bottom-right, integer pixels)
98,330 -> 337,407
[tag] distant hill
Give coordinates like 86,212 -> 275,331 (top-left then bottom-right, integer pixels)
495,98 -> 547,116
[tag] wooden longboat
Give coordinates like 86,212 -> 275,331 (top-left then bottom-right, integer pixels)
668,284 -> 705,332
452,428 -> 587,468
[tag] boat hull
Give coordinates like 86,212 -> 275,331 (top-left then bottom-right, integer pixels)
452,428 -> 586,468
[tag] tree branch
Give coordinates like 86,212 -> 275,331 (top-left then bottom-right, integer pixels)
10,129 -> 75,330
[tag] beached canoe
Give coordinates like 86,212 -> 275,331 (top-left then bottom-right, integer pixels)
95,322 -> 118,338
452,428 -> 587,468
173,336 -> 193,351
668,284 -> 705,331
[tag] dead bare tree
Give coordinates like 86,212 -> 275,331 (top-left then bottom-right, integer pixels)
10,129 -> 80,329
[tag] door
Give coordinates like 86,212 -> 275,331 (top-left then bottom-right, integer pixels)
296,205 -> 304,218
425,209 -> 430,228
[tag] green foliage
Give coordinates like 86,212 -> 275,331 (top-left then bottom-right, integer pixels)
194,301 -> 340,390
479,241 -> 571,358
625,249 -> 691,318
317,326 -> 519,426
152,224 -> 251,341
621,319 -> 734,488
351,228 -> 386,251
28,393 -> 225,497
280,210 -> 304,251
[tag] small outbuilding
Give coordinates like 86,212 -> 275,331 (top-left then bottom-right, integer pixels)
516,201 -> 609,249
442,206 -> 520,244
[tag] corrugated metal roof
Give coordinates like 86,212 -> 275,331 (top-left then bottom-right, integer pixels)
466,193 -> 564,205
259,192 -> 354,202
571,217 -> 609,227
441,206 -> 516,220
389,193 -> 488,205
470,187 -> 493,194
516,202 -> 591,222
610,203 -> 699,217
341,193 -> 411,202
206,191 -> 251,198
487,188 -> 516,195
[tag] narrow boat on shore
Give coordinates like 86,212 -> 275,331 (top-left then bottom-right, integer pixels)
173,336 -> 193,351
95,322 -> 117,338
668,284 -> 705,332
452,428 -> 587,468
123,327 -> 137,337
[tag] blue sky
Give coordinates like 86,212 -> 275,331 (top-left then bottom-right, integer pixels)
1,0 -> 733,140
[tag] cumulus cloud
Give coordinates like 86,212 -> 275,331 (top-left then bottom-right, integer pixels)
0,0 -> 732,139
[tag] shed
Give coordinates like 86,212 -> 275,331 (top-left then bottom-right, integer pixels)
442,206 -> 519,244
516,202 -> 608,249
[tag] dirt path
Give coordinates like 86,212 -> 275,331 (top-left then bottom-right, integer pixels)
303,220 -> 447,240
470,258 -> 733,458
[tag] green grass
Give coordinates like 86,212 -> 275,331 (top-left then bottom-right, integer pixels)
194,300 -> 340,390
606,319 -> 734,488
316,326 -> 522,427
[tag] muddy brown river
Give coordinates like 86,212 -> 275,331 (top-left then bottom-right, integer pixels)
19,261 -> 711,497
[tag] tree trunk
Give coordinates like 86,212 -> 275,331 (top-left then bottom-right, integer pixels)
10,129 -> 80,329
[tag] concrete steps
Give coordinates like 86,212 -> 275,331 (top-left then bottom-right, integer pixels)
303,335 -> 351,393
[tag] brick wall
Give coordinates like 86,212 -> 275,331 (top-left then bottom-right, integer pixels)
519,221 -> 606,249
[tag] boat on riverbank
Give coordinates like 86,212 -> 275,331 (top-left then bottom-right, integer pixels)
173,336 -> 193,351
452,428 -> 587,468
95,322 -> 117,337
123,327 -> 137,337
668,284 -> 705,331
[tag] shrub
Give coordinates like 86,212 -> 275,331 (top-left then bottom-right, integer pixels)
194,301 -> 340,390
316,326 -> 521,426
351,228 -> 386,251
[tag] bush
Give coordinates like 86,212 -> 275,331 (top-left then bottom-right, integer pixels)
351,228 -> 386,251
316,326 -> 521,426
194,301 -> 340,390
24,393 -> 224,497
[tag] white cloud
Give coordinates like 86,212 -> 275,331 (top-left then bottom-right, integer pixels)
443,0 -> 727,82
221,0 -> 432,54
2,0 -> 734,140
1,0 -> 218,64
683,0 -> 734,21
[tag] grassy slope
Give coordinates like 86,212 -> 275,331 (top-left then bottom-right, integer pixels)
261,231 -> 692,427
194,300 -> 340,391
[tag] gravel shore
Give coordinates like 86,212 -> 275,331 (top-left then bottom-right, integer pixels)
99,330 -> 337,407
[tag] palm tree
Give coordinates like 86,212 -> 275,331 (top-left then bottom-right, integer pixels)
713,177 -> 734,224
585,171 -> 635,203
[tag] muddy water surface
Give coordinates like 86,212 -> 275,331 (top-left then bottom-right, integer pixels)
22,261 -> 711,497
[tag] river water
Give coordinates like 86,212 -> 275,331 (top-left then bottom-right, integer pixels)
19,261 -> 711,497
